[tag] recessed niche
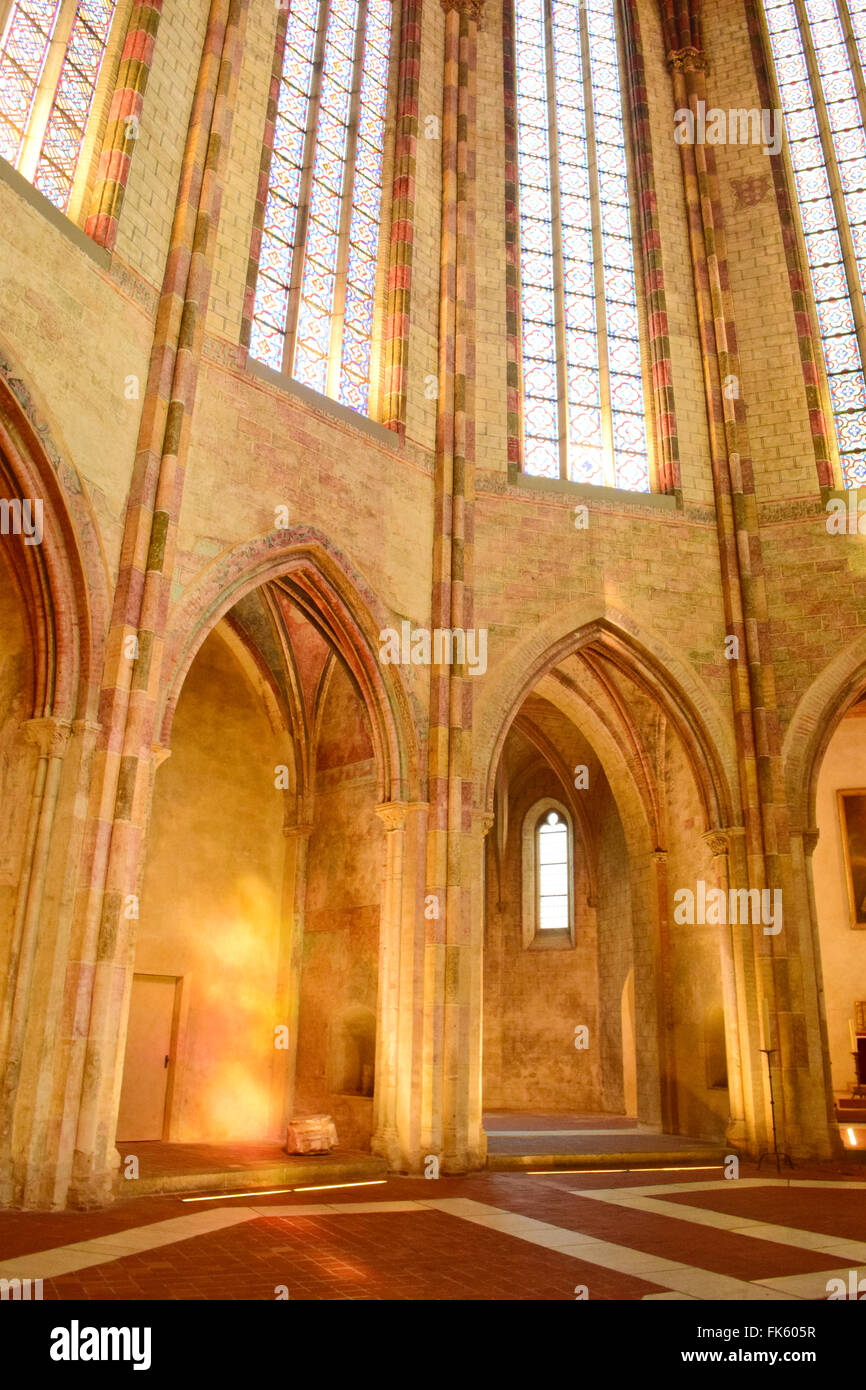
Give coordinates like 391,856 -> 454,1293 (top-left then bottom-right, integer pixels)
331,1006 -> 376,1097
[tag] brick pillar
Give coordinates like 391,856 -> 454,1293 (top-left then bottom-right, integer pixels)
382,0 -> 423,433
85,0 -> 164,250
620,0 -> 681,494
425,0 -> 483,1173
661,0 -> 826,1156
240,4 -> 288,353
59,0 -> 250,1208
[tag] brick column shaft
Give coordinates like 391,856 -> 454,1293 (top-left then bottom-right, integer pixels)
426,0 -> 483,1171
62,0 -> 250,1208
85,0 -> 164,250
382,0 -> 423,432
662,0 -> 808,1152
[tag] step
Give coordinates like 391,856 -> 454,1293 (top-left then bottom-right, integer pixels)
487,1148 -> 728,1172
116,1152 -> 388,1198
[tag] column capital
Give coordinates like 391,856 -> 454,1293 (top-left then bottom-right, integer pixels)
440,0 -> 484,19
283,820 -> 314,840
667,45 -> 707,73
702,828 -> 730,858
23,716 -> 73,758
702,826 -> 748,857
151,744 -> 172,770
375,801 -> 410,833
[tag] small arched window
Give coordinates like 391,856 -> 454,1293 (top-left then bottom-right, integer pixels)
522,797 -> 575,947
0,0 -> 119,213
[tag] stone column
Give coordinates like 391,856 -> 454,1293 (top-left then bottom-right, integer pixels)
0,716 -> 71,1204
373,802 -> 408,1163
274,819 -> 313,1135
793,824 -> 840,1156
373,801 -> 429,1169
629,850 -> 663,1129
463,811 -> 491,1169
702,828 -> 749,1151
650,848 -> 677,1132
723,819 -> 775,1156
425,0 -> 483,1174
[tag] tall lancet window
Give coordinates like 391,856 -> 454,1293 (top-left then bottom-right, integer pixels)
0,0 -> 118,213
763,0 -> 866,486
536,809 -> 570,928
250,0 -> 393,414
514,0 -> 649,490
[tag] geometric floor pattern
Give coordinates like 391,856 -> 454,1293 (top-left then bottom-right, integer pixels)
1,1168 -> 865,1300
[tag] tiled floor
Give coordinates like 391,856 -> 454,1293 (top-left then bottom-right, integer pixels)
113,1139 -> 385,1186
115,1141 -> 312,1175
1,1165 -> 864,1301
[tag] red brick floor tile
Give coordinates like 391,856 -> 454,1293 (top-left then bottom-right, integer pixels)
660,1182 -> 866,1241
4,1164 -> 866,1302
38,1210 -> 665,1302
433,1175 -> 845,1281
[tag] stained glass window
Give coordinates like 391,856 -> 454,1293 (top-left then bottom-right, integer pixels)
0,0 -> 118,214
514,0 -> 649,490
250,0 -> 392,415
763,0 -> 866,486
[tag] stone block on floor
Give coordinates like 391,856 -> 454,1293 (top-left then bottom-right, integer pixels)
285,1116 -> 338,1155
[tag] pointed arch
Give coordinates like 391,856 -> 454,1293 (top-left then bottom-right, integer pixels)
478,606 -> 737,835
782,634 -> 866,833
0,347 -> 109,722
159,528 -> 421,805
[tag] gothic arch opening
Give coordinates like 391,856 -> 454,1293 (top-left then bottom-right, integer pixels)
807,694 -> 866,1146
0,363 -> 110,1209
115,574 -> 395,1156
481,628 -> 737,1152
116,620 -> 291,1144
483,691 -> 644,1132
0,540 -> 35,999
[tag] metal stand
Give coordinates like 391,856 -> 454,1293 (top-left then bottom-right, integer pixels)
757,1047 -> 794,1173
